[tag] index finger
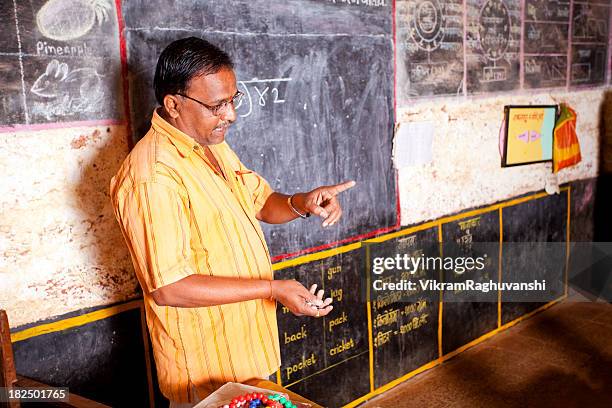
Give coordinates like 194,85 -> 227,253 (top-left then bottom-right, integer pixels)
328,180 -> 356,196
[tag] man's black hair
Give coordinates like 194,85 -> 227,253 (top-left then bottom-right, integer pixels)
153,37 -> 234,105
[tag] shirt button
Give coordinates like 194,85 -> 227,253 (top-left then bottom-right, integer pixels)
193,145 -> 199,150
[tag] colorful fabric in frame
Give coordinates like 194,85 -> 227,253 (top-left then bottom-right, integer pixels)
553,104 -> 581,173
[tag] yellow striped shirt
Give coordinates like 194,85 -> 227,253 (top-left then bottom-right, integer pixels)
110,110 -> 280,402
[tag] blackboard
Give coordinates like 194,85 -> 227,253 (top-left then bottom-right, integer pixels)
501,192 -> 567,325
366,227 -> 440,389
0,3 -> 23,125
524,0 -> 570,54
570,179 -> 596,242
571,45 -> 608,85
122,0 -> 397,258
466,0 -> 521,93
274,247 -> 369,406
0,0 -> 123,126
13,307 -> 150,407
524,55 -> 568,89
396,0 -> 464,99
441,211 -> 499,355
395,0 -> 612,95
523,0 -> 570,89
568,180 -> 597,298
287,351 -> 369,408
570,1 -> 610,86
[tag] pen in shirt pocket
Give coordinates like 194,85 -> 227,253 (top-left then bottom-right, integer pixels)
235,170 -> 252,185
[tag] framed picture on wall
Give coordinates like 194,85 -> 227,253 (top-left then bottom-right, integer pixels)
501,105 -> 558,167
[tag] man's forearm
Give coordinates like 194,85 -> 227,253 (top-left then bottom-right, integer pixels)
152,274 -> 333,318
257,192 -> 307,224
151,274 -> 272,307
257,182 -> 352,226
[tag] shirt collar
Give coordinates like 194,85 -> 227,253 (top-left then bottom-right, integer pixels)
151,108 -> 199,158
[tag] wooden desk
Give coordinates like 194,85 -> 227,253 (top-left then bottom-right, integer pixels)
244,379 -> 323,408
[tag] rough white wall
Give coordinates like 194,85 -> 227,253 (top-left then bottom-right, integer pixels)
396,88 -> 609,225
0,126 -> 138,327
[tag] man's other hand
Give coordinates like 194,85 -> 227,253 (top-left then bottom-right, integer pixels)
295,180 -> 356,227
271,280 -> 333,317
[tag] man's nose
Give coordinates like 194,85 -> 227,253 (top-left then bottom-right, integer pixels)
220,102 -> 237,123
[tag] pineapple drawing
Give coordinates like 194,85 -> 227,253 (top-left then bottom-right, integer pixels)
36,0 -> 112,41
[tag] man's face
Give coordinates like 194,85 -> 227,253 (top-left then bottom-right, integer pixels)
175,67 -> 238,146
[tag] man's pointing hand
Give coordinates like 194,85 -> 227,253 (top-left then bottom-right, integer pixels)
294,180 -> 356,227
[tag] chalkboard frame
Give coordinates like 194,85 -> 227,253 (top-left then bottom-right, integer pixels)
501,104 -> 558,168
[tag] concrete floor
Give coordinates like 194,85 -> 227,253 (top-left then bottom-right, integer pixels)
361,297 -> 612,408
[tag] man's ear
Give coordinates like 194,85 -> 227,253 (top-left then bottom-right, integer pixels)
163,94 -> 181,118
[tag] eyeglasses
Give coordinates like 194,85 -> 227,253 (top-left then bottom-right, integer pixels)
176,91 -> 244,117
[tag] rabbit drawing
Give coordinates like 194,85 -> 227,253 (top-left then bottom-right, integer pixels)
31,59 -> 103,111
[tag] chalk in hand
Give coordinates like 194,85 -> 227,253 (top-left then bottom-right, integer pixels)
304,299 -> 325,309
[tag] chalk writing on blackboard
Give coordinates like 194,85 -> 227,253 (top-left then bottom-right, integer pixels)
441,212 -> 498,354
367,228 -> 440,388
570,1 -> 610,86
236,77 -> 291,118
523,0 -> 570,88
35,41 -> 93,57
466,0 -> 520,93
275,249 -> 367,385
396,0 -> 464,98
525,56 -> 567,88
0,0 -> 122,127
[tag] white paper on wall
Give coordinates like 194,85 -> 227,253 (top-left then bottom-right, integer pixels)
393,121 -> 435,169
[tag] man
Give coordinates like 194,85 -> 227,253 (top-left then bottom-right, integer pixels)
110,37 -> 355,406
